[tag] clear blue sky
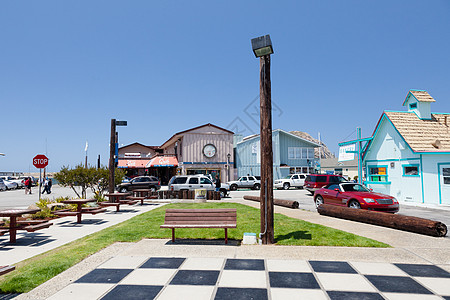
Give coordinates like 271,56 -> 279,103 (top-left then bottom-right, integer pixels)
1,1 -> 449,173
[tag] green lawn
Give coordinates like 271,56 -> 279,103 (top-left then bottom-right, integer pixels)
0,202 -> 389,293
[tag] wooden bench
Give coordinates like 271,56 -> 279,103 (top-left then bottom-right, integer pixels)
98,202 -> 121,212
160,209 -> 237,244
0,265 -> 15,276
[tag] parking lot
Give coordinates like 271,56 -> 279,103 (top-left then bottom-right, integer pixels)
1,185 -> 449,228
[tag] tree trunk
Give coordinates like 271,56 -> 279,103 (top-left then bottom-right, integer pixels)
317,204 -> 447,237
244,196 -> 299,209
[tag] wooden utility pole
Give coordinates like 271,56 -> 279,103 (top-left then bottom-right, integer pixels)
109,119 -> 116,193
260,54 -> 274,244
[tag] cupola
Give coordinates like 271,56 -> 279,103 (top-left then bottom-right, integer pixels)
402,90 -> 435,120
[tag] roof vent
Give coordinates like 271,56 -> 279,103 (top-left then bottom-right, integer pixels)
431,139 -> 442,149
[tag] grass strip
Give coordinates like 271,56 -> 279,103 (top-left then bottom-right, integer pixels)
0,202 -> 389,293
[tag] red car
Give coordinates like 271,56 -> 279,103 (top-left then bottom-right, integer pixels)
314,182 -> 399,213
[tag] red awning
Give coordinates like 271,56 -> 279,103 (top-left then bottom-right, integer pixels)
117,159 -> 150,168
146,156 -> 178,167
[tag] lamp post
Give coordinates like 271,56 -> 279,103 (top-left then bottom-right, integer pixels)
227,153 -> 231,181
109,119 -> 127,193
251,34 -> 274,244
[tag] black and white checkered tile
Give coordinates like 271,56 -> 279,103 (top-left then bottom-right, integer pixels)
48,257 -> 450,300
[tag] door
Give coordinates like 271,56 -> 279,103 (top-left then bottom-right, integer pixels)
323,184 -> 341,205
440,164 -> 450,204
187,177 -> 201,190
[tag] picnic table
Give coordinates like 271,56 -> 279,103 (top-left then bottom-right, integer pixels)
0,209 -> 52,243
99,192 -> 136,211
128,189 -> 158,205
53,199 -> 106,223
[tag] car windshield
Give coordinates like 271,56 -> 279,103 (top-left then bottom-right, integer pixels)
341,183 -> 370,192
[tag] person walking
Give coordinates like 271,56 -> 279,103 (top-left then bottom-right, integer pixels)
47,178 -> 52,194
24,178 -> 30,194
25,177 -> 32,194
42,178 -> 48,194
215,175 -> 221,192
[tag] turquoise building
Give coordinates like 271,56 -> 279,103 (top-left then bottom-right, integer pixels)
364,90 -> 450,205
235,129 -> 320,180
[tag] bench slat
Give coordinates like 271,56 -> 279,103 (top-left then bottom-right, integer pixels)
165,209 -> 236,213
161,224 -> 237,228
24,222 -> 52,232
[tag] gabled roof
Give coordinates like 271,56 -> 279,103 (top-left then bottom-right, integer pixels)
403,90 -> 436,106
160,123 -> 234,149
238,129 -> 321,147
378,111 -> 450,152
118,142 -> 159,151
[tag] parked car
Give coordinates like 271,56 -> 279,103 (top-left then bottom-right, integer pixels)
0,179 -> 6,191
274,174 -> 307,190
0,176 -> 24,189
169,175 -> 224,195
303,174 -> 347,195
227,176 -> 261,190
203,174 -> 230,198
116,176 -> 161,193
2,179 -> 18,190
313,182 -> 399,213
18,176 -> 38,186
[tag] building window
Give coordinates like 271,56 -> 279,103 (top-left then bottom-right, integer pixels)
403,165 -> 419,176
288,147 -> 314,159
369,166 -> 388,182
443,168 -> 450,185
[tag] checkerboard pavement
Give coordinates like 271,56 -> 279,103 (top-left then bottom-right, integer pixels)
47,256 -> 450,300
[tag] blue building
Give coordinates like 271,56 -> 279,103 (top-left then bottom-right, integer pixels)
364,90 -> 450,205
235,129 -> 320,180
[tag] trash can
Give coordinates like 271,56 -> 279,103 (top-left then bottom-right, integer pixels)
194,189 -> 207,202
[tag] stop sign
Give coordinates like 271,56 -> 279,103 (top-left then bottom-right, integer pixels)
33,154 -> 49,169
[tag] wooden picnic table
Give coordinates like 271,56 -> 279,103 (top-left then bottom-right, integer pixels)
130,189 -> 158,205
99,192 -> 136,211
54,199 -> 106,223
0,208 -> 52,243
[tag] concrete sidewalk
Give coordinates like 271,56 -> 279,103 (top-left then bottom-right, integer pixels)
0,203 -> 165,266
3,198 -> 450,299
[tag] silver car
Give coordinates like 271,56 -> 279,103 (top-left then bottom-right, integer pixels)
0,179 -> 7,191
227,176 -> 261,191
169,175 -> 230,197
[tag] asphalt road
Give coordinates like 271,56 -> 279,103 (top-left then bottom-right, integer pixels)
1,185 -> 449,226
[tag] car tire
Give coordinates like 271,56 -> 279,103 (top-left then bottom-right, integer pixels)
230,184 -> 238,191
348,200 -> 361,209
283,183 -> 290,190
119,187 -> 128,193
253,183 -> 260,190
315,195 -> 324,208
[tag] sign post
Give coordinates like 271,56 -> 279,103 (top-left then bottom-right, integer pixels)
33,154 -> 49,201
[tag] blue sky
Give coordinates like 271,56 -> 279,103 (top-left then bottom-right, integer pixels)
1,1 -> 449,173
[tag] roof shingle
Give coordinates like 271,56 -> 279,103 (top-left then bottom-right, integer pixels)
385,111 -> 450,152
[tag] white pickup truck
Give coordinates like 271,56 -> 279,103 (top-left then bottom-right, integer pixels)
274,174 -> 307,190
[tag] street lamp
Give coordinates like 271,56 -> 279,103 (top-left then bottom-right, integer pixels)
227,153 -> 231,181
109,119 -> 127,193
251,34 -> 274,244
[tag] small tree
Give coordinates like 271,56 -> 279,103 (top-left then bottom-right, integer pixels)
54,165 -> 125,199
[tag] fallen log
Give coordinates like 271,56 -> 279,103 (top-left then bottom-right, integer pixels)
317,204 -> 447,237
243,196 -> 299,209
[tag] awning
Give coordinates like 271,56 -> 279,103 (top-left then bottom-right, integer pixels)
146,156 -> 178,167
117,159 -> 150,168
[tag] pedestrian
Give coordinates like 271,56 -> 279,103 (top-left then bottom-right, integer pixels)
47,178 -> 52,194
24,178 -> 30,194
42,178 -> 49,194
215,175 -> 221,192
25,177 -> 32,194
